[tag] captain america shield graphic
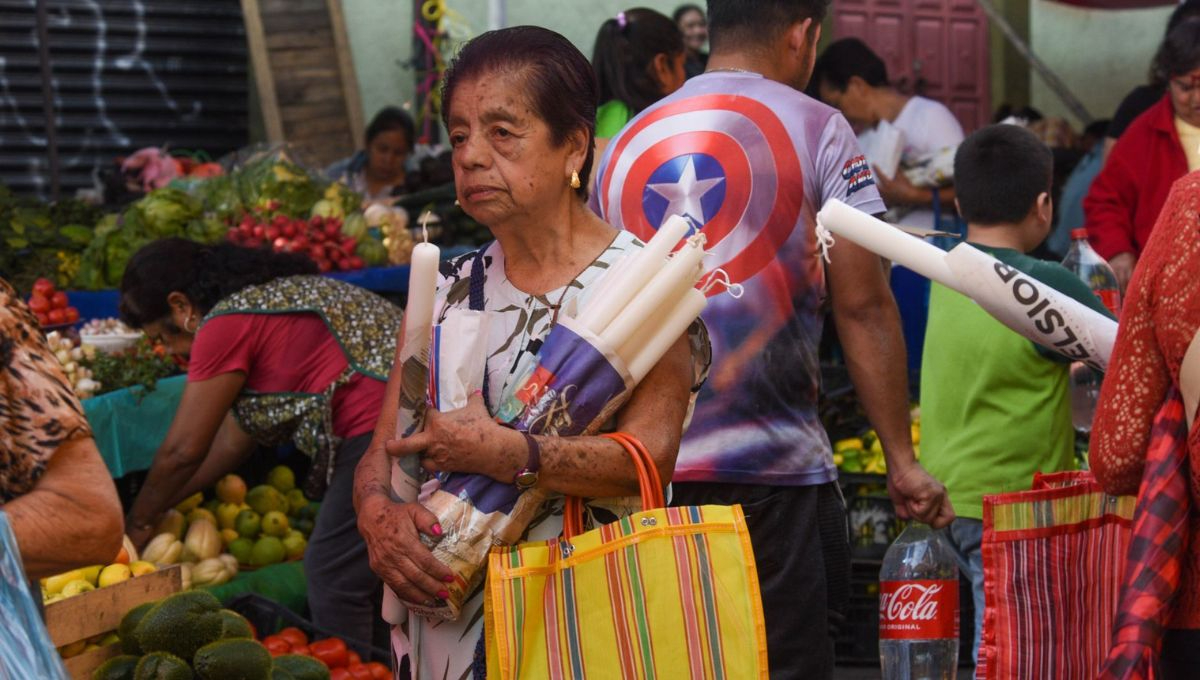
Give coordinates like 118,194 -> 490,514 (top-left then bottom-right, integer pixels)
596,93 -> 804,291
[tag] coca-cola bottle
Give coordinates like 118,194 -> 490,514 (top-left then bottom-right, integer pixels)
879,523 -> 959,679
1061,229 -> 1122,433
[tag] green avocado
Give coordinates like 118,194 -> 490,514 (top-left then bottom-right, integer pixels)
133,652 -> 194,680
192,638 -> 273,680
134,591 -> 224,661
118,602 -> 156,655
91,654 -> 139,680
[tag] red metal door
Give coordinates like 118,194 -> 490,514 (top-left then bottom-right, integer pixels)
831,0 -> 991,131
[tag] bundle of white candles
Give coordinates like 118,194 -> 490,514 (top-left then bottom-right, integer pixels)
576,215 -> 710,382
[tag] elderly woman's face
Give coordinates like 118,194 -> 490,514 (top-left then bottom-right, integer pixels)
448,73 -> 579,227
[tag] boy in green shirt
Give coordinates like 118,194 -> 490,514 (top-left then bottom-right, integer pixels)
920,124 -> 1113,669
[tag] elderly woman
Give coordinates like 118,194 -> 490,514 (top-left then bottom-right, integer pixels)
0,279 -> 124,578
118,239 -> 402,648
1085,19 -> 1200,289
353,26 -> 699,677
1092,173 -> 1200,678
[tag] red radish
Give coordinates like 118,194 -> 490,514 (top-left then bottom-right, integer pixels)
311,216 -> 325,229
282,223 -> 297,238
317,259 -> 331,273
311,231 -> 326,244
348,256 -> 364,269
227,228 -> 240,242
273,237 -> 289,251
265,226 -> 280,241
325,222 -> 341,237
309,245 -> 325,261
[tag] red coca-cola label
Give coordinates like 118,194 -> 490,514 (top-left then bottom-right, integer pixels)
878,579 -> 959,640
1095,289 -> 1120,316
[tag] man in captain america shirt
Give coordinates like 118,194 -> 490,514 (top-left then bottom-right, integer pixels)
592,1 -> 953,676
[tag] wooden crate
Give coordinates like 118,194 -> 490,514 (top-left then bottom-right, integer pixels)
46,565 -> 183,680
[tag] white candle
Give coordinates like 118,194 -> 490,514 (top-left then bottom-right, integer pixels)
577,215 -> 691,335
403,241 -> 440,356
601,233 -> 706,351
627,287 -> 707,382
816,199 -> 957,288
616,279 -> 690,364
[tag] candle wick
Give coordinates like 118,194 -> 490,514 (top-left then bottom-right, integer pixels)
420,211 -> 431,243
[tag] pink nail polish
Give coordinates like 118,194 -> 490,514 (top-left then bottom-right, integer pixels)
432,523 -> 443,536
438,590 -> 450,599
442,574 -> 455,583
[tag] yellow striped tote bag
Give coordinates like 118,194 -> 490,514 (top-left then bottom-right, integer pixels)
484,432 -> 768,679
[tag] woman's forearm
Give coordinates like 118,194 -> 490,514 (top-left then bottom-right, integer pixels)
127,443 -> 207,529
8,439 -> 124,578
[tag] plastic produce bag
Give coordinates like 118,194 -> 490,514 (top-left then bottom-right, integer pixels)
0,511 -> 68,679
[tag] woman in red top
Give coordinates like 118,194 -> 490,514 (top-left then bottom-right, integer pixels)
1092,173 -> 1200,676
119,238 -> 402,648
1084,20 -> 1200,289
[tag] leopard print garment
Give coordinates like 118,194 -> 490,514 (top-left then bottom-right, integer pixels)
0,279 -> 92,502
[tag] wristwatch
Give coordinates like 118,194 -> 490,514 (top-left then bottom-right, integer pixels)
513,432 -> 541,490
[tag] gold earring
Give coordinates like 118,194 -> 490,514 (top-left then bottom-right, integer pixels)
569,171 -> 581,189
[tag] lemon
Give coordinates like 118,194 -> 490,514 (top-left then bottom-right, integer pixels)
267,466 -> 296,494
261,511 -> 290,538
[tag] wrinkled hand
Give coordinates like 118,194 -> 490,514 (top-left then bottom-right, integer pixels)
385,392 -> 519,482
886,462 -> 955,529
872,165 -> 920,207
356,493 -> 454,604
1108,252 -> 1136,292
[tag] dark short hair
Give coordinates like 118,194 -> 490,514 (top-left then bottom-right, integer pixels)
811,38 -> 888,94
1168,0 -> 1200,33
440,26 -> 598,200
673,3 -> 704,23
954,125 -> 1053,225
593,8 -> 685,116
119,239 -> 317,327
365,106 -> 415,150
1154,18 -> 1200,81
707,0 -> 830,53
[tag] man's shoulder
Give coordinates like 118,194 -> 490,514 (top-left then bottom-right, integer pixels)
642,74 -> 839,128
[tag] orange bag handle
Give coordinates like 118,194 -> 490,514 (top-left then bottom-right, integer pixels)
563,432 -> 664,540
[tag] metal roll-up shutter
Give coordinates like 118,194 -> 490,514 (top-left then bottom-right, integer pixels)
0,0 -> 249,199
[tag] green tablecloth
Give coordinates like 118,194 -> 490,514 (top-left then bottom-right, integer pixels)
82,375 -> 186,478
206,560 -> 307,615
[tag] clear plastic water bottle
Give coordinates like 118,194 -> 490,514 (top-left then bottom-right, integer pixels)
1062,229 -> 1121,432
879,523 -> 959,680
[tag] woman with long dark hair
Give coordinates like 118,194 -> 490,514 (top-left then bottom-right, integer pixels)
120,238 -> 401,648
673,3 -> 709,78
591,7 -> 686,141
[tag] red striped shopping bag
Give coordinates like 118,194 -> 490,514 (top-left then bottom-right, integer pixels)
979,471 -> 1136,679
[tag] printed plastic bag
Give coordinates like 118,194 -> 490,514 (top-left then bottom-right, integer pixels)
0,511 -> 68,679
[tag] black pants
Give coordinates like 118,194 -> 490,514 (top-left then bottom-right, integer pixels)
1161,629 -> 1200,680
671,481 -> 850,680
304,433 -> 389,651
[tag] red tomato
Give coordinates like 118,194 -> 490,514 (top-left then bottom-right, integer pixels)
35,312 -> 49,327
51,291 -> 69,310
330,670 -> 351,680
189,162 -> 223,178
32,278 -> 55,298
346,664 -> 372,680
263,636 -> 291,656
27,295 -> 50,314
348,256 -> 365,270
309,637 -> 349,669
47,308 -> 66,325
64,307 -> 80,323
278,627 -> 308,649
290,644 -> 310,656
347,651 -> 362,666
364,662 -> 390,680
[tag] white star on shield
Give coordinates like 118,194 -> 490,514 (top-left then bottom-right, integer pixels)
646,156 -> 725,229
